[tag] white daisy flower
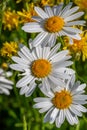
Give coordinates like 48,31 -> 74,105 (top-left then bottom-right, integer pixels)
10,43 -> 74,97
33,75 -> 87,128
0,68 -> 13,95
22,2 -> 85,47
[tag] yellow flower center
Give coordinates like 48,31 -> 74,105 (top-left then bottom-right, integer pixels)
44,16 -> 64,33
52,90 -> 72,109
31,59 -> 52,78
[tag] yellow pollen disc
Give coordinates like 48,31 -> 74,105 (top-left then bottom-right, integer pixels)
31,59 -> 52,78
52,90 -> 72,109
44,16 -> 64,33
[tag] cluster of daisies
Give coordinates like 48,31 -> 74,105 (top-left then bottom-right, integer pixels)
1,2 -> 87,128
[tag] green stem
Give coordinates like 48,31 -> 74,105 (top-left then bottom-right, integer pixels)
64,0 -> 70,5
83,115 -> 87,123
23,115 -> 27,130
75,122 -> 80,130
58,36 -> 65,47
28,121 -> 31,130
11,71 -> 21,102
23,1 -> 29,11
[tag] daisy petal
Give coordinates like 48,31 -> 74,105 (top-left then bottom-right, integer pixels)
39,105 -> 53,113
48,75 -> 65,86
49,50 -> 69,62
20,86 -> 29,95
61,30 -> 81,40
20,46 -> 35,61
69,105 -> 82,117
0,83 -> 13,89
42,46 -> 50,59
35,7 -> 49,19
63,27 -> 82,33
56,3 -> 63,15
35,45 -> 42,58
62,6 -> 79,18
16,75 -> 34,88
50,108 -> 59,124
76,84 -> 86,91
48,34 -> 57,47
34,97 -> 51,102
73,95 -> 87,100
59,2 -> 73,16
0,77 -> 13,85
39,83 -> 54,98
32,16 -> 43,22
33,32 -> 48,47
12,56 -> 29,64
25,83 -> 36,97
33,101 -> 52,108
64,12 -> 84,22
65,109 -> 75,125
10,64 -> 24,71
73,100 -> 87,105
65,20 -> 86,26
44,107 -> 54,123
56,110 -> 65,127
52,5 -> 57,15
22,22 -> 44,32
44,6 -> 54,17
48,43 -> 61,58
75,105 -> 87,112
56,68 -> 75,75
0,87 -> 10,95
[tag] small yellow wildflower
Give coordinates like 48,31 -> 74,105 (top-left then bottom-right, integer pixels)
1,63 -> 8,70
17,3 -> 36,23
0,41 -> 18,58
74,0 -> 87,10
64,31 -> 87,61
57,0 -> 64,4
40,0 -> 54,6
15,0 -> 22,3
3,9 -> 19,30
